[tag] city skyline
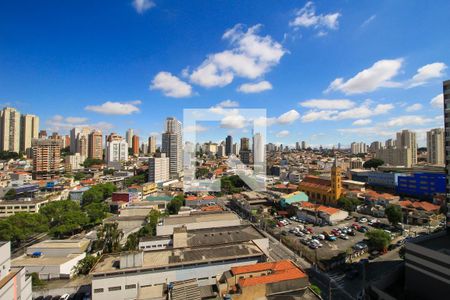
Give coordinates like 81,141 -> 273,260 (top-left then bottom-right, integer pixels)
0,1 -> 448,147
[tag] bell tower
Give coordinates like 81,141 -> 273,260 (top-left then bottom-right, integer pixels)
331,157 -> 342,202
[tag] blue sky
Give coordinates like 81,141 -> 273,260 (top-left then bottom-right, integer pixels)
0,0 -> 448,147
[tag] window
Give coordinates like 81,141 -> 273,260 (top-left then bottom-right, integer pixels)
125,284 -> 136,289
108,286 -> 122,291
94,288 -> 104,293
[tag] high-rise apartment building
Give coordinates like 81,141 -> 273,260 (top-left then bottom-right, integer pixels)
252,133 -> 264,164
20,114 -> 39,155
77,134 -> 88,158
162,117 -> 182,178
369,141 -> 382,152
32,138 -> 61,179
65,153 -> 85,172
88,130 -> 103,160
225,135 -> 233,156
426,128 -> 445,165
396,129 -> 417,165
148,135 -> 157,154
240,137 -> 249,151
385,139 -> 395,149
232,143 -> 239,155
0,107 -> 21,153
148,153 -> 170,183
126,128 -> 134,147
106,139 -> 128,167
132,135 -> 140,156
375,147 -> 413,167
301,141 -> 307,150
351,142 -> 367,154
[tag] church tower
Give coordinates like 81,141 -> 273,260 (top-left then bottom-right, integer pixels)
331,157 -> 342,203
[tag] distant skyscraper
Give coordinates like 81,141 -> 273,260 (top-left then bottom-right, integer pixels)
0,107 -> 21,152
20,114 -> 39,155
369,141 -> 382,152
32,138 -> 61,179
252,133 -> 264,164
385,139 -> 395,149
225,135 -> 233,156
148,153 -> 170,183
295,142 -> 300,150
132,135 -> 140,156
427,128 -> 445,165
88,130 -> 103,160
126,128 -> 134,147
240,137 -> 249,151
162,117 -> 182,178
148,135 -> 157,154
232,143 -> 238,155
301,141 -> 306,150
396,129 -> 417,165
38,130 -> 47,139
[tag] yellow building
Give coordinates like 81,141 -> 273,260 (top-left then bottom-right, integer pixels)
298,160 -> 342,205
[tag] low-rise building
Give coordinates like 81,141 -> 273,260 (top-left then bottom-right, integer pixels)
156,211 -> 241,236
184,195 -> 217,207
293,202 -> 348,225
12,239 -> 89,280
398,200 -> 442,225
90,242 -> 266,300
397,172 -> 446,200
279,191 -> 308,208
0,198 -> 48,217
0,241 -> 32,300
217,260 -> 310,300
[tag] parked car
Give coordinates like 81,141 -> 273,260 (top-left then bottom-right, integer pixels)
326,235 -> 337,241
277,221 -> 285,227
339,234 -> 349,240
352,223 -> 361,230
306,227 -> 313,233
347,229 -> 356,236
60,295 -> 70,300
359,217 -> 368,223
368,219 -> 379,226
353,242 -> 368,250
318,234 -> 325,240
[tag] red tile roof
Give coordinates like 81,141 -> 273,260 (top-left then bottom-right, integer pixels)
232,260 -> 307,288
298,202 -> 342,215
398,200 -> 440,212
299,176 -> 331,192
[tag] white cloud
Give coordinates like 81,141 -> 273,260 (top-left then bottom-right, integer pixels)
237,81 -> 272,93
132,0 -> 155,14
85,101 -> 141,115
301,101 -> 394,122
46,115 -> 113,133
405,103 -> 423,112
184,124 -> 208,133
386,115 -> 434,127
277,109 -> 300,124
290,1 -> 341,34
276,130 -> 290,138
338,127 -> 394,137
300,99 -> 355,110
150,71 -> 193,98
253,116 -> 276,127
65,117 -> 88,124
218,99 -> 239,107
220,114 -> 247,129
430,93 -> 444,108
190,24 -> 286,88
361,15 -> 376,27
326,59 -> 403,94
352,119 -> 372,126
407,62 -> 447,88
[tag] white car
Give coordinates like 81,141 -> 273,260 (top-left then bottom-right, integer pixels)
60,294 -> 70,300
318,234 -> 325,240
359,217 -> 368,223
311,239 -> 323,247
339,234 -> 349,240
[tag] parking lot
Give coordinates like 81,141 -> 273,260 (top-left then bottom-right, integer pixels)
271,216 -> 384,262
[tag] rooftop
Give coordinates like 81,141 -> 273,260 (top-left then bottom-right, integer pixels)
162,211 -> 239,226
186,225 -> 265,247
415,232 -> 450,256
0,198 -> 47,205
12,253 -> 82,267
28,239 -> 90,251
91,241 -> 263,275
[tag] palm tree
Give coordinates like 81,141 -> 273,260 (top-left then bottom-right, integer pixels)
98,222 -> 124,253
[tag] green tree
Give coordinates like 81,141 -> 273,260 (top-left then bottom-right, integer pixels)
338,197 -> 361,212
74,172 -> 87,181
366,229 -> 391,251
0,151 -> 20,160
122,233 -> 139,251
39,200 -> 88,238
385,204 -> 403,225
73,255 -> 99,275
4,189 -> 17,200
84,202 -> 109,225
83,158 -> 104,168
81,183 -> 117,206
31,272 -> 45,287
310,284 -> 321,295
97,222 -> 124,253
167,194 -> 184,215
124,174 -> 147,187
363,158 -> 384,169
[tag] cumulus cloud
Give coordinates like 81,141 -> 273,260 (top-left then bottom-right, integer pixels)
190,24 -> 286,88
407,62 -> 447,88
430,93 -> 443,108
276,130 -> 290,138
220,113 -> 247,129
326,59 -> 403,94
386,115 -> 434,127
184,124 -> 208,133
300,99 -> 355,110
237,81 -> 272,93
289,1 -> 341,35
46,115 -> 113,133
405,103 -> 423,112
132,0 -> 155,14
352,119 -> 372,126
150,71 -> 193,98
301,101 -> 393,122
277,109 -> 300,124
85,101 -> 141,115
218,99 -> 239,107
